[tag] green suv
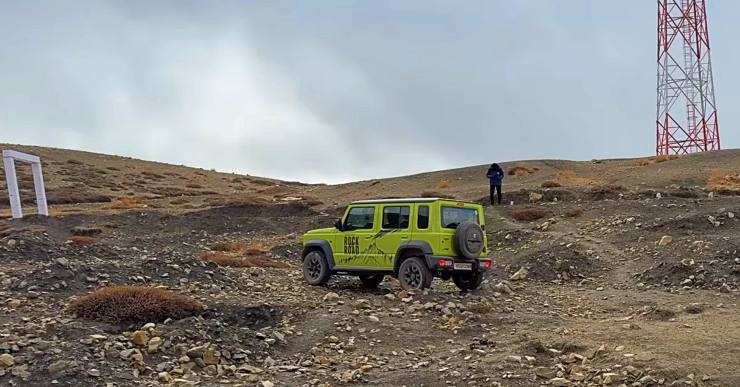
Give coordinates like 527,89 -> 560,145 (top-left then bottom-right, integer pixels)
301,198 -> 491,291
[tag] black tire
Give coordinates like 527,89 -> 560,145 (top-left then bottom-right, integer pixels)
454,221 -> 484,259
359,275 -> 385,288
303,250 -> 330,286
398,257 -> 433,290
452,272 -> 484,291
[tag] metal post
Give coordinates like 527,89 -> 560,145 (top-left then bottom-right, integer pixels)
31,162 -> 48,216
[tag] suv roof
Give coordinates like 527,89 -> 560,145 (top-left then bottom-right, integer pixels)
350,197 -> 479,205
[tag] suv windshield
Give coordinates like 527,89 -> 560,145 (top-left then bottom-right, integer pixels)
441,206 -> 479,229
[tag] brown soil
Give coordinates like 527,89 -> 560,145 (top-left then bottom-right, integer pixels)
0,144 -> 738,386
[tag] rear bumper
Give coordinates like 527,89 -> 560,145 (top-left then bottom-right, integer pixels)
425,256 -> 492,273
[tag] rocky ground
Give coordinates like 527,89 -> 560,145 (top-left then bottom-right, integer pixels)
0,145 -> 738,386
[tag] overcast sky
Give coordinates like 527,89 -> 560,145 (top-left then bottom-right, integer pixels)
1,1 -> 738,183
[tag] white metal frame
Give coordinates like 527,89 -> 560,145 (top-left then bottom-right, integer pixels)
2,150 -> 48,219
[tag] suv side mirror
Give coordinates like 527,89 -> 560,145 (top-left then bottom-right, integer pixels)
334,219 -> 344,231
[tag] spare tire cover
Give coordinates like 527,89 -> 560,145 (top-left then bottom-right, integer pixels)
454,221 -> 484,259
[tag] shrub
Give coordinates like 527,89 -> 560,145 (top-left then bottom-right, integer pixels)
706,173 -> 740,194
638,155 -> 679,166
437,180 -> 450,189
541,181 -> 562,188
421,191 -> 456,199
508,166 -> 538,177
200,252 -> 288,268
588,184 -> 623,194
564,208 -> 585,218
110,197 -> 142,210
510,208 -> 551,222
69,286 -> 204,324
68,236 -> 96,246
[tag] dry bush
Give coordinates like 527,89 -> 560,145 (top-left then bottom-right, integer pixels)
541,181 -> 562,188
707,173 -> 740,194
508,166 -> 538,177
110,197 -> 142,210
438,180 -> 450,189
552,170 -> 601,186
68,236 -> 97,246
200,252 -> 288,268
638,155 -> 679,166
68,286 -> 204,324
244,242 -> 269,256
588,184 -> 623,194
564,208 -> 585,218
510,208 -> 551,222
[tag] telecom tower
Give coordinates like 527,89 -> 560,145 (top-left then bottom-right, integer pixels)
656,0 -> 720,155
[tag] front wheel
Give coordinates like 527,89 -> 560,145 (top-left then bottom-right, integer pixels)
452,272 -> 483,291
359,274 -> 385,288
303,251 -> 330,286
398,257 -> 433,290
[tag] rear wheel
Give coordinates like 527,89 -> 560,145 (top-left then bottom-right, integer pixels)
452,272 -> 483,291
303,251 -> 330,286
359,275 -> 385,288
398,257 -> 433,290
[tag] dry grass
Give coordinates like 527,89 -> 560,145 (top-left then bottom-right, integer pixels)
437,180 -> 450,189
421,191 -> 456,199
68,236 -> 97,246
541,181 -> 562,188
638,155 -> 679,166
207,241 -> 269,255
508,166 -> 539,177
588,184 -> 623,194
564,208 -> 585,218
510,208 -> 551,222
68,286 -> 204,324
200,252 -> 288,268
707,173 -> 740,194
109,197 -> 143,210
552,170 -> 602,186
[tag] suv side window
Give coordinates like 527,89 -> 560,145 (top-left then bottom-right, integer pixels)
417,205 -> 429,229
382,206 -> 410,229
345,207 -> 375,230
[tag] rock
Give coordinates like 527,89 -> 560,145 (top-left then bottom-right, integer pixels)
87,369 -> 101,377
505,355 -> 522,363
657,235 -> 673,246
602,372 -> 621,384
493,281 -> 514,295
529,192 -> 544,203
186,345 -> 208,358
147,337 -> 162,353
49,360 -> 76,373
202,350 -> 219,365
729,212 -> 735,219
0,354 -> 15,368
367,315 -> 380,322
323,292 -> 340,302
260,381 -> 274,387
635,351 -> 655,361
684,303 -> 704,314
384,293 -> 396,300
720,284 -> 732,293
238,364 -> 264,374
549,377 -> 573,386
131,330 -> 149,346
510,267 -> 528,281
157,371 -> 172,383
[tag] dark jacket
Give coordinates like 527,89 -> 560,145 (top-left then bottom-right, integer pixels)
486,164 -> 504,186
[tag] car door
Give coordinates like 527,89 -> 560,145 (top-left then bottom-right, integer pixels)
374,204 -> 411,269
336,206 -> 380,268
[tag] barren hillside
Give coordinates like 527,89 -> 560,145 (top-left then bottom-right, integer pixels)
0,144 -> 738,387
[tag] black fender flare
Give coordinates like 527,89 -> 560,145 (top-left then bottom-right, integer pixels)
392,241 -> 433,275
302,240 -> 336,269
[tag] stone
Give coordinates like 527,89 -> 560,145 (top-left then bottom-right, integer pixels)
549,377 -> 573,386
49,360 -> 76,373
0,354 -> 15,368
529,192 -> 544,202
635,351 -> 655,361
322,292 -> 340,302
186,345 -> 208,358
238,364 -> 264,374
131,330 -> 149,346
158,371 -> 172,383
505,355 -> 522,363
657,235 -> 673,246
87,369 -> 101,377
147,337 -> 162,353
261,381 -> 275,387
367,315 -> 380,322
202,350 -> 219,365
493,281 -> 514,295
510,267 -> 528,281
602,372 -> 621,384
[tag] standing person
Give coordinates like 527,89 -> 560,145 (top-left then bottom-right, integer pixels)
486,163 -> 504,205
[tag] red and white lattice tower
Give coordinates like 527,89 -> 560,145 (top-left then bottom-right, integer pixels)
656,0 -> 720,155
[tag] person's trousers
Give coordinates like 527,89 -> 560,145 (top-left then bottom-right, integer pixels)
490,184 -> 502,205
